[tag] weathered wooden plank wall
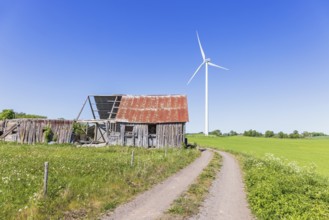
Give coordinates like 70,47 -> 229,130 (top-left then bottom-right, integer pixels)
120,124 -> 125,146
156,123 -> 184,148
2,119 -> 185,147
132,124 -> 148,147
110,122 -> 184,148
1,119 -> 73,144
0,120 -> 4,132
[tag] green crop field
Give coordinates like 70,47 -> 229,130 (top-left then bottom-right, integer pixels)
0,142 -> 199,219
188,135 -> 329,219
188,135 -> 329,177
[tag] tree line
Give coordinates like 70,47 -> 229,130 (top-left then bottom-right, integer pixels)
207,129 -> 327,139
209,130 -> 238,136
0,109 -> 47,120
243,129 -> 327,138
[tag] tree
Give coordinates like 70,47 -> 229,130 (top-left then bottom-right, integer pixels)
243,129 -> 262,137
265,130 -> 275,138
229,130 -> 238,136
0,109 -> 47,119
289,130 -> 300,139
209,129 -> 222,136
302,131 -> 310,138
243,130 -> 252,137
277,131 -> 287,139
15,112 -> 47,119
311,132 -> 327,137
0,109 -> 15,120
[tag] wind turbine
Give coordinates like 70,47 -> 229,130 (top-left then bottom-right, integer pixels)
187,32 -> 228,136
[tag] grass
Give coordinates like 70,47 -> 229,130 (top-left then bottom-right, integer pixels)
188,135 -> 329,177
162,151 -> 221,219
241,153 -> 329,219
0,142 -> 200,219
188,135 -> 329,219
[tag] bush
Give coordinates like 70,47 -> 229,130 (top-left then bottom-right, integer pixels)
243,129 -> 263,137
311,132 -> 327,137
0,109 -> 15,120
0,109 -> 47,119
289,130 -> 300,139
229,130 -> 238,136
43,126 -> 53,143
73,122 -> 86,135
209,130 -> 222,136
265,130 -> 275,138
277,131 -> 288,139
242,154 -> 329,219
15,112 -> 47,119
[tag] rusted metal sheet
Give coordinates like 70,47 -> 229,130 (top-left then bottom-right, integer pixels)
116,95 -> 189,123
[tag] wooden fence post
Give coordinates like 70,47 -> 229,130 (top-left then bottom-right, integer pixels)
130,150 -> 134,167
44,162 -> 49,197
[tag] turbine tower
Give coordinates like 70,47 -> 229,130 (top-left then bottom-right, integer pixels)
187,32 -> 228,136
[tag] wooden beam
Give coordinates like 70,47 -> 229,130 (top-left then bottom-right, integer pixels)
76,96 -> 89,120
88,96 -> 97,119
96,123 -> 106,143
108,96 -> 118,119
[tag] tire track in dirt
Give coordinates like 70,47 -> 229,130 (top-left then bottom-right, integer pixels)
102,150 -> 213,220
190,151 -> 253,220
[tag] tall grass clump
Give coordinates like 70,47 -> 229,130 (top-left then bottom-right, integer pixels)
0,142 -> 200,219
242,154 -> 329,219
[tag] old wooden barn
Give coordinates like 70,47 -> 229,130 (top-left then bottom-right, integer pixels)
77,95 -> 189,148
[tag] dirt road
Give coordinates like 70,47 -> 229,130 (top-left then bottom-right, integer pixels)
190,151 -> 253,220
102,150 -> 213,220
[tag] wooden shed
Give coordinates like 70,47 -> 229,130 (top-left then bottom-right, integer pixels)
77,95 -> 189,148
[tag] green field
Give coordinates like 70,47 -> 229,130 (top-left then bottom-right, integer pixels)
188,135 -> 329,219
0,142 -> 199,219
188,135 -> 329,177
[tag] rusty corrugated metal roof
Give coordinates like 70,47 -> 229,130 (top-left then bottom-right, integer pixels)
115,95 -> 189,123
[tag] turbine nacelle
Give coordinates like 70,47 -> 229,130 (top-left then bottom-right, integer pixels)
205,58 -> 211,62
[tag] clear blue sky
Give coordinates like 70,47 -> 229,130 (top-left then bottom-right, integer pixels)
1,0 -> 329,134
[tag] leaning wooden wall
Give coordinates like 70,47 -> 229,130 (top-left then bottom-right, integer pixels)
0,120 -> 4,132
0,119 -> 74,144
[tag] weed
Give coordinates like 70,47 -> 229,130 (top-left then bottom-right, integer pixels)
187,136 -> 329,219
164,152 -> 221,219
0,142 -> 200,219
241,154 -> 329,219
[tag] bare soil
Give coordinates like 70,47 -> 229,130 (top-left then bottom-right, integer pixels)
101,150 -> 213,220
190,151 -> 253,220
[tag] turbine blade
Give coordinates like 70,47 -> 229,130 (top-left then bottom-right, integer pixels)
187,62 -> 205,85
196,31 -> 206,61
208,62 -> 229,70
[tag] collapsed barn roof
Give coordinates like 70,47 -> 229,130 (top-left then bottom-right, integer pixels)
92,95 -> 189,123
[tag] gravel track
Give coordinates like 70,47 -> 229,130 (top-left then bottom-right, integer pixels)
102,150 -> 213,220
190,151 -> 253,220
